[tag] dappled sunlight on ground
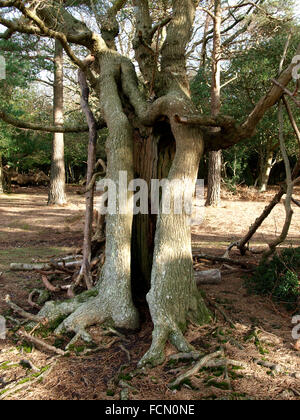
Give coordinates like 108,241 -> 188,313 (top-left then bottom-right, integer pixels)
0,185 -> 299,400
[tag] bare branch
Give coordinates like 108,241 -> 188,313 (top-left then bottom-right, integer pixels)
271,79 -> 300,108
0,109 -> 103,133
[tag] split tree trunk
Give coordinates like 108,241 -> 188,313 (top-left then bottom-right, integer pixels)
48,40 -> 67,206
206,0 -> 222,207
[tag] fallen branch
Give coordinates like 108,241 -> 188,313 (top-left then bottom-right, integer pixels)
194,269 -> 222,286
193,251 -> 254,269
18,331 -> 66,356
10,261 -> 82,271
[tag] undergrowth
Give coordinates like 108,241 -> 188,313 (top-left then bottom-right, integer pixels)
245,247 -> 300,309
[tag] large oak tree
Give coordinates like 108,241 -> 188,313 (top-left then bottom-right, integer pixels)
0,0 -> 299,366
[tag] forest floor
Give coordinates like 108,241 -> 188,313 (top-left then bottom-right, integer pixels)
0,185 -> 299,400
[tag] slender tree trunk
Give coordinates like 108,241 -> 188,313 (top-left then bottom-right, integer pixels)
259,147 -> 274,192
48,40 -> 67,206
77,62 -> 98,290
206,0 -> 222,207
0,153 -> 4,194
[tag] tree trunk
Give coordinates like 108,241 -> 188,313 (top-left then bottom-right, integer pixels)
139,121 -> 211,367
40,53 -> 140,343
48,40 -> 67,206
206,0 -> 222,207
0,153 -> 4,194
259,147 -> 274,192
34,1 -> 212,365
206,150 -> 222,206
76,63 -> 98,290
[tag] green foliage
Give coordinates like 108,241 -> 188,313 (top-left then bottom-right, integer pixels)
245,247 -> 300,308
191,22 -> 300,187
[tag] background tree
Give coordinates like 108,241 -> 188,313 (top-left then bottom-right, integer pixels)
48,40 -> 67,205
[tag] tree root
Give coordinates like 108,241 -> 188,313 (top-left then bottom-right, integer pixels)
207,298 -> 236,329
138,318 -> 198,368
169,350 -> 223,388
5,295 -> 42,322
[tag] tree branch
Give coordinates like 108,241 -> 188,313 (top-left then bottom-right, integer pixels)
0,109 -> 105,133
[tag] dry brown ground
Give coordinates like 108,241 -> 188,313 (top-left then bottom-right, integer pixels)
0,185 -> 299,400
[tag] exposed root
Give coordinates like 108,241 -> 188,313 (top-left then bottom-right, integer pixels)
138,322 -> 194,368
169,350 -> 223,388
28,290 -> 42,310
169,351 -> 201,362
119,344 -> 131,362
5,295 -> 42,322
41,275 -> 60,293
53,296 -> 136,349
207,297 -> 236,329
